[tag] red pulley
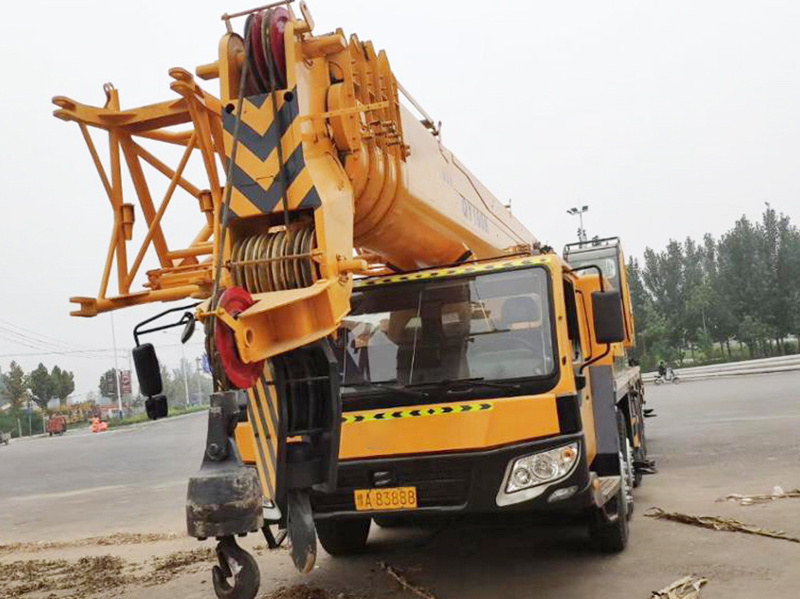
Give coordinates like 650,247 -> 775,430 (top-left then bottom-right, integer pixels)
249,11 -> 271,92
215,287 -> 265,390
268,7 -> 290,88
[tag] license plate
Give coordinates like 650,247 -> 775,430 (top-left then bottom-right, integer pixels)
354,486 -> 418,511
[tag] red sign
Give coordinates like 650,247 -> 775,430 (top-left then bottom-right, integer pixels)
120,370 -> 132,395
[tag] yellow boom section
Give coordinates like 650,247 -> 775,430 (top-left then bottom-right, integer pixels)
53,3 -> 536,365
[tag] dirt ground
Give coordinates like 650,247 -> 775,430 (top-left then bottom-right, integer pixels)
2,371 -> 800,599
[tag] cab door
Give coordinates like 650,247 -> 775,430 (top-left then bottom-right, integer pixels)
563,277 -> 597,463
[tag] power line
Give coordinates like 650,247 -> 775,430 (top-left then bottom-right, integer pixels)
0,327 -> 100,357
0,349 -> 127,359
0,341 -> 206,359
0,319 -> 92,351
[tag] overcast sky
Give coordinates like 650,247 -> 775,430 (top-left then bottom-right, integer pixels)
1,1 -> 799,398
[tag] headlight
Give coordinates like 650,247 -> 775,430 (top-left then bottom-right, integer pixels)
505,443 -> 579,494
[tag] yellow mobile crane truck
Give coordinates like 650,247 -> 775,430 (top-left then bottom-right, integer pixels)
53,3 -> 651,597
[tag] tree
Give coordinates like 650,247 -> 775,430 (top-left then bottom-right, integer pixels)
160,360 -> 212,406
51,366 -> 75,406
28,363 -> 56,411
1,361 -> 28,410
630,206 -> 800,365
99,368 -> 121,402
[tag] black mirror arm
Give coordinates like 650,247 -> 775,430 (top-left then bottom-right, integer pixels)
568,263 -> 611,374
578,343 -> 611,375
133,302 -> 201,346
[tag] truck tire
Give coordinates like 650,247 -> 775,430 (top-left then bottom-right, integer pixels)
589,486 -> 629,553
588,414 -> 631,553
316,518 -> 370,556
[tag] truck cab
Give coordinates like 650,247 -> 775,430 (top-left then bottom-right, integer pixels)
300,250 -> 648,554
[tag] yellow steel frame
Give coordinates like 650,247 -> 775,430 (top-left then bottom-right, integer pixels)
52,69 -> 226,316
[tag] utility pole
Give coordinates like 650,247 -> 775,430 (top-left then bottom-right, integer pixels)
180,341 -> 190,406
567,205 -> 589,245
195,357 -> 204,399
110,312 -> 123,418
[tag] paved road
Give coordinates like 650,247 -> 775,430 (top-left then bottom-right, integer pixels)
2,371 -> 800,598
0,413 -> 207,542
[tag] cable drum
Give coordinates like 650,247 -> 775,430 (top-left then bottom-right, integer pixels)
230,225 -> 319,294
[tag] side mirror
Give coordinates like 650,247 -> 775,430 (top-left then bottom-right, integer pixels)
181,313 -> 196,344
133,343 -> 163,397
592,290 -> 625,344
145,395 -> 169,420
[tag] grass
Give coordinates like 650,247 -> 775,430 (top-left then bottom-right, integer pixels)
105,404 -> 208,429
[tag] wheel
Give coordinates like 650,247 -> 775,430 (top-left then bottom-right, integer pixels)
588,485 -> 629,553
315,518 -> 370,556
588,413 -> 631,553
211,537 -> 260,599
654,377 -> 662,385
625,436 -> 641,493
672,377 -> 681,384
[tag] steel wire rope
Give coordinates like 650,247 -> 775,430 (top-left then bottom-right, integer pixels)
210,23 -> 256,311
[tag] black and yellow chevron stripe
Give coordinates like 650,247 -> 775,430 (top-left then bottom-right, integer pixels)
223,90 -> 321,219
342,402 -> 493,424
245,370 -> 281,501
355,256 -> 548,288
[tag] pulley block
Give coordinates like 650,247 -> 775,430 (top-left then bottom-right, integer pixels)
214,286 -> 265,389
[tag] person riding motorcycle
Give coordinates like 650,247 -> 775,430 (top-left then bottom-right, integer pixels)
658,361 -> 667,378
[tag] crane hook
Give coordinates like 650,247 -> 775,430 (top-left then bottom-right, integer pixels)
212,536 -> 261,599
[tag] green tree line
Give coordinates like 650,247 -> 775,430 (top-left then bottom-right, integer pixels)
628,205 -> 800,369
0,361 -> 76,437
0,361 -> 75,410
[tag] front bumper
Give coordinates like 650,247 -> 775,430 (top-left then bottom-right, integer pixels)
312,433 -> 592,518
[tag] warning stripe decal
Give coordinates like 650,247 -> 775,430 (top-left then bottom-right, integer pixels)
223,88 -> 320,217
246,388 -> 273,499
222,91 -> 294,153
244,369 -> 281,501
355,257 -> 548,288
343,402 -> 493,424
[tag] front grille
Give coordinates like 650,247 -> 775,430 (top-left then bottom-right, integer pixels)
312,460 -> 472,513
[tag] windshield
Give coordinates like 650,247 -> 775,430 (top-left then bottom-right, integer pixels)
335,267 -> 556,391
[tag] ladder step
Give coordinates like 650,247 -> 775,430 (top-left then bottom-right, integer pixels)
591,475 -> 621,508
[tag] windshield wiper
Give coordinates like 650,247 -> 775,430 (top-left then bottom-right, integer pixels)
407,377 -> 521,392
342,380 -> 428,399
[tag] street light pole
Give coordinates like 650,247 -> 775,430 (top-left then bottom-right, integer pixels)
110,312 -> 123,418
567,205 -> 590,245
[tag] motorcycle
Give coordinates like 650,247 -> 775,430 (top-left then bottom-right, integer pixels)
654,367 -> 680,385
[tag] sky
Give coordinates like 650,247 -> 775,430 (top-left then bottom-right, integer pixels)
1,0 -> 799,398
